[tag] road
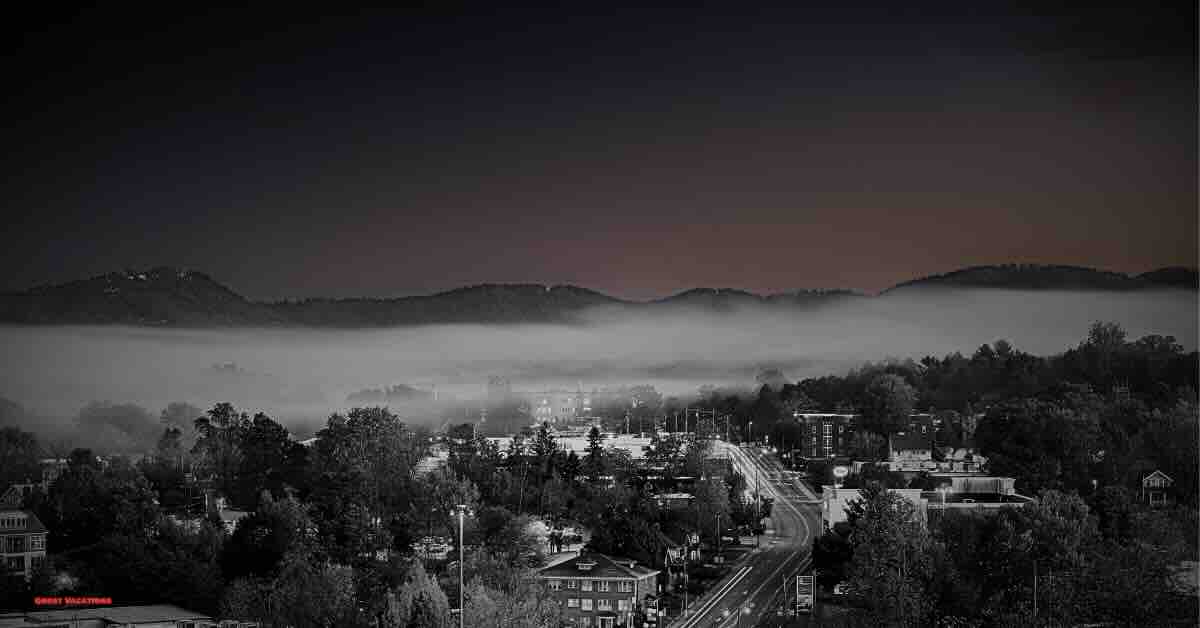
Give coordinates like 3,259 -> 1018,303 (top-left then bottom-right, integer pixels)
673,442 -> 821,628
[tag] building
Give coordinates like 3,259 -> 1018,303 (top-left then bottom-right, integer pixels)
819,486 -> 928,530
0,603 -> 247,628
928,474 -> 1016,495
1142,470 -> 1174,507
0,489 -> 47,580
487,376 -> 513,401
522,388 -> 592,424
39,459 -> 68,491
793,413 -> 857,459
537,553 -> 660,627
820,480 -> 1032,530
888,432 -> 934,468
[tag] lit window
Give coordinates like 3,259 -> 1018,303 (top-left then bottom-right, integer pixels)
597,599 -> 613,610
567,598 -> 579,608
618,599 -> 631,611
567,579 -> 578,589
581,598 -> 593,611
549,579 -> 561,590
598,580 -> 610,592
581,580 -> 593,591
618,581 -> 632,592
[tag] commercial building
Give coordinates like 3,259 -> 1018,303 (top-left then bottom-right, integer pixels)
0,604 -> 250,628
819,486 -> 928,530
537,553 -> 660,627
820,478 -> 1032,530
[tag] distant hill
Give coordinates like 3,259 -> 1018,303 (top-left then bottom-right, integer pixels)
0,267 -> 284,326
884,264 -> 1198,293
0,264 -> 1191,327
1136,267 -> 1200,290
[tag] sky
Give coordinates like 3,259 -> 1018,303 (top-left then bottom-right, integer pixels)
3,4 -> 1196,300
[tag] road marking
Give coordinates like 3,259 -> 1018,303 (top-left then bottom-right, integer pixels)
676,565 -> 754,628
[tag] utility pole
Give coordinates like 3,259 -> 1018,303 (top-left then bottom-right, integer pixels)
1033,559 -> 1038,620
715,512 -> 721,557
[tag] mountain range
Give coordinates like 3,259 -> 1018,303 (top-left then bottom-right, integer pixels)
0,264 -> 1194,327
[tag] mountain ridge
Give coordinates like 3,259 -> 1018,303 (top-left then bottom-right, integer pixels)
1,264 -> 1193,327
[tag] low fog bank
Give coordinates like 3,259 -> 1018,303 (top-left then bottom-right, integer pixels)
0,288 -> 1193,443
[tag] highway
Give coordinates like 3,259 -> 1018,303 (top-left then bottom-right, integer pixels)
673,442 -> 821,628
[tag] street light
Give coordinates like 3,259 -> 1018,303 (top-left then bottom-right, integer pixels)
455,504 -> 469,628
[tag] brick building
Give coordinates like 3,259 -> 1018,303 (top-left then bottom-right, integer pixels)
793,413 -> 857,459
537,553 -> 660,627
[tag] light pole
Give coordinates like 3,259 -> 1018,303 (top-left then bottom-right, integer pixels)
456,504 -> 468,628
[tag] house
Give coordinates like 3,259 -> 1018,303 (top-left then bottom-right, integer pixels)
537,553 -> 660,627
1142,470 -> 1174,507
888,432 -> 933,464
0,488 -> 48,580
0,603 -> 249,628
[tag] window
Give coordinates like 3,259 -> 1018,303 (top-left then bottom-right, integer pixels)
597,599 -> 612,611
618,581 -> 632,592
30,555 -> 43,571
823,424 -> 832,435
823,436 -> 832,447
5,536 -> 24,553
567,579 -> 578,589
838,425 -> 845,433
30,534 -> 43,550
567,598 -> 579,608
597,580 -> 611,592
549,579 -> 562,591
581,580 -> 593,591
618,599 -> 631,611
5,556 -> 22,572
598,618 -> 615,628
581,598 -> 593,611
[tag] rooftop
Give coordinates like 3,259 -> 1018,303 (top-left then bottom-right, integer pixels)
0,604 -> 210,624
538,552 -> 659,580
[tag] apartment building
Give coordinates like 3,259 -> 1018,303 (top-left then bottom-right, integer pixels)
538,553 -> 660,627
793,413 -> 856,459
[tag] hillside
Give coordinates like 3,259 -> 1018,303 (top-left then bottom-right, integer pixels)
884,264 -> 1198,293
0,264 -> 1192,327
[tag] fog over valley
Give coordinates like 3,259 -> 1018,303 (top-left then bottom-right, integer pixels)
0,287 -> 1194,447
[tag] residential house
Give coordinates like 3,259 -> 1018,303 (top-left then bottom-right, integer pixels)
1142,470 -> 1174,507
537,553 -> 660,627
0,488 -> 47,580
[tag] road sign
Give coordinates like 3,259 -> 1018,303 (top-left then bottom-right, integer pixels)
795,576 -> 814,614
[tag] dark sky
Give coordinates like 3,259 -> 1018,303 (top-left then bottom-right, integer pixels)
4,4 -> 1196,300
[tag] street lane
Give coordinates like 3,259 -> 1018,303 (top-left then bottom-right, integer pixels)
674,442 -> 819,628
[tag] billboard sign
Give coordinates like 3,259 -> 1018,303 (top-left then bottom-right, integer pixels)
795,575 -> 814,614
